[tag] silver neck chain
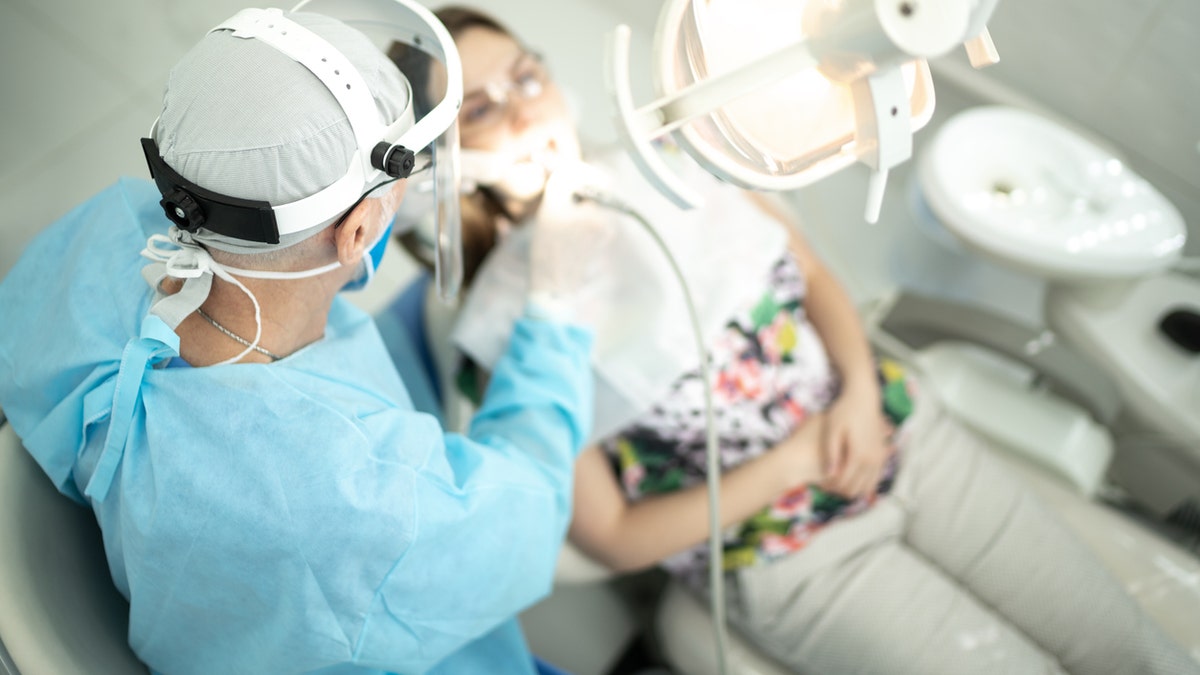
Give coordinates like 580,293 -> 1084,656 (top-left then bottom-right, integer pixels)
195,308 -> 282,361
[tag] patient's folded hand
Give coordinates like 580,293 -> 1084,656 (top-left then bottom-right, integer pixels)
819,382 -> 891,499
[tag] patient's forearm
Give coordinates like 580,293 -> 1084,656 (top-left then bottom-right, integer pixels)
570,440 -> 818,574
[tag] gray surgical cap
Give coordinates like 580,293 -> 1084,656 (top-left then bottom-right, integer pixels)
152,10 -> 411,251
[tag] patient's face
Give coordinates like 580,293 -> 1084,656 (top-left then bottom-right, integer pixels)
451,26 -> 581,168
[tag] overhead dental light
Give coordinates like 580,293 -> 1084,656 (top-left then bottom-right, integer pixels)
608,0 -> 1002,223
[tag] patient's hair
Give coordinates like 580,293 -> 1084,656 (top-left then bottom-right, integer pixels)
388,5 -> 518,287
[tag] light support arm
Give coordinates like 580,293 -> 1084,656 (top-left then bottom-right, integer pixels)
964,27 -> 1000,67
655,41 -> 820,136
853,67 -> 912,223
608,24 -> 703,209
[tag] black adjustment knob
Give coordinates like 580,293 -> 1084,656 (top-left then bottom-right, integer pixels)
160,187 -> 206,230
372,142 -> 416,178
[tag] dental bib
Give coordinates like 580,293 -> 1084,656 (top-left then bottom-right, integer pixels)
452,146 -> 788,441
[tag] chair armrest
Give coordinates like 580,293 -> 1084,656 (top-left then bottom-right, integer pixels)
866,289 -> 1121,425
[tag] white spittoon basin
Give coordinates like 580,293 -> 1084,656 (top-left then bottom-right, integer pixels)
917,105 -> 1186,282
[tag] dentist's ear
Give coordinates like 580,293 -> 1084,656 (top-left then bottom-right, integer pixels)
334,206 -> 371,267
335,181 -> 409,266
334,196 -> 388,267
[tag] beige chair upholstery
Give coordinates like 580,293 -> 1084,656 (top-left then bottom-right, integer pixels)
0,422 -> 147,675
655,448 -> 1200,675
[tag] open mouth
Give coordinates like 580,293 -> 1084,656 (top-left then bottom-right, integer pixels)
498,138 -> 562,198
525,138 -> 562,170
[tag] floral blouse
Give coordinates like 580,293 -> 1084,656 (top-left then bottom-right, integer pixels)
599,253 -> 918,585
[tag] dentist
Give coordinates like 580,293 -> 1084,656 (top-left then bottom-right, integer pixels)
0,5 -> 593,675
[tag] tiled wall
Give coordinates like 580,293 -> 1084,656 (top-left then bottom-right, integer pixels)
978,0 -> 1200,253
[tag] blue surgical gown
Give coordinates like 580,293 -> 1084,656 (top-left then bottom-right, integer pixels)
0,178 -> 594,675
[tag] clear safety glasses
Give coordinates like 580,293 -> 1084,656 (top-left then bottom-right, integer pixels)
458,52 -> 549,139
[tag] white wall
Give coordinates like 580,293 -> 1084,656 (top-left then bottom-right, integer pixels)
0,0 -> 240,278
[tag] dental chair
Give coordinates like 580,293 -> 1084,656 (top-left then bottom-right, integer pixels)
655,439 -> 1200,675
0,412 -> 147,675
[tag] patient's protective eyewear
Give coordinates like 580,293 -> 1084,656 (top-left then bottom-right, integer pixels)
459,51 -> 549,135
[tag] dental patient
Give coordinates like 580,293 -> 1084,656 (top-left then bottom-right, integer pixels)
391,7 -> 1199,674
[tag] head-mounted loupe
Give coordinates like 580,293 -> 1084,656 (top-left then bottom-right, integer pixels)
142,0 -> 465,300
